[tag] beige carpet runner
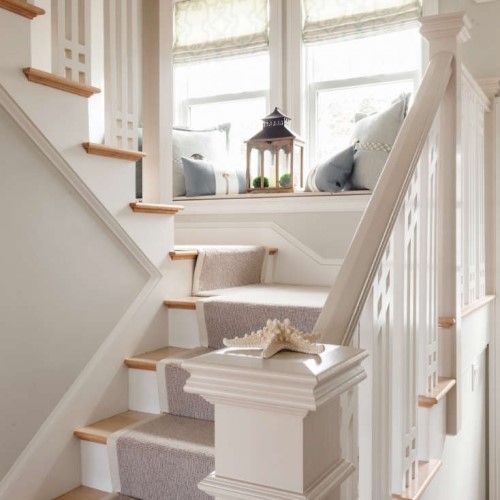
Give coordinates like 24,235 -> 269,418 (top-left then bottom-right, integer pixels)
197,284 -> 330,349
108,414 -> 214,500
157,348 -> 214,421
191,245 -> 268,295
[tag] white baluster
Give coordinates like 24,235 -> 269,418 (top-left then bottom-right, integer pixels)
52,0 -> 91,83
104,0 -> 140,150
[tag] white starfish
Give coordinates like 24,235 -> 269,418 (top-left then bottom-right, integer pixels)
223,318 -> 325,359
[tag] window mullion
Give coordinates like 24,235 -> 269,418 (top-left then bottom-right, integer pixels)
269,0 -> 284,111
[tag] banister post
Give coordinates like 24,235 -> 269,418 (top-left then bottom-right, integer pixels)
420,12 -> 471,435
183,345 -> 368,500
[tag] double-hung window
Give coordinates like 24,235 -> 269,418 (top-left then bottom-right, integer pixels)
303,0 -> 422,167
173,0 -> 270,167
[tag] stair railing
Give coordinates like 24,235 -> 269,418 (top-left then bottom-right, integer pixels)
313,12 -> 490,499
34,0 -> 141,149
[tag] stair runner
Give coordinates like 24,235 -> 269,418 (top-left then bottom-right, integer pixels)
99,247 -> 330,500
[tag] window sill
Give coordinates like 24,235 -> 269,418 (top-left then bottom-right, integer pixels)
173,190 -> 371,215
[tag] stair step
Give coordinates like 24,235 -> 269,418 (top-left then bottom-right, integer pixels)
82,143 -> 146,162
126,346 -> 213,420
23,68 -> 101,97
111,414 -> 214,500
169,246 -> 278,260
124,346 -> 189,371
74,410 -> 152,444
418,377 -> 456,408
392,460 -> 442,500
164,296 -> 199,310
129,201 -> 184,215
0,0 -> 45,19
54,485 -> 132,499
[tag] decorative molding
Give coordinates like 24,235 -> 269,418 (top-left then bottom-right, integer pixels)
461,294 -> 496,318
419,12 -> 471,45
418,377 -> 456,408
174,191 -> 371,215
0,0 -> 45,19
176,221 -> 344,267
129,201 -> 184,215
23,67 -> 101,98
199,459 -> 355,500
462,66 -> 491,111
82,142 -> 146,162
478,77 -> 500,100
183,345 -> 368,417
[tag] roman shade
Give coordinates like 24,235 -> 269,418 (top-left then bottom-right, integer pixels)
302,0 -> 422,43
173,0 -> 269,63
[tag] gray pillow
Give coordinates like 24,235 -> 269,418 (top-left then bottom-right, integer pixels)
181,157 -> 245,197
305,146 -> 354,192
172,124 -> 231,197
349,94 -> 409,190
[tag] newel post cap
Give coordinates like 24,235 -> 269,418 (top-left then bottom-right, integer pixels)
419,12 -> 472,45
182,344 -> 368,417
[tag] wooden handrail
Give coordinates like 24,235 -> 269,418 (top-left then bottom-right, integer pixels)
314,51 -> 454,346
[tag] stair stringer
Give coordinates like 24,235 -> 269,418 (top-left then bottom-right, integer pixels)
0,85 -> 178,500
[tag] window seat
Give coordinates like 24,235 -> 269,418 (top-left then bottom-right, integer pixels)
173,190 -> 371,215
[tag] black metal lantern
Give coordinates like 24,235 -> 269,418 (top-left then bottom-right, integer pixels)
246,108 -> 305,193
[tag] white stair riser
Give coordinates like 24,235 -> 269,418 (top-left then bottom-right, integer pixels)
81,441 -> 113,492
418,403 -> 447,461
168,308 -> 202,348
128,368 -> 161,414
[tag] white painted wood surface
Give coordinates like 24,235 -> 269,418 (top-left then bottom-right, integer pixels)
52,0 -> 91,83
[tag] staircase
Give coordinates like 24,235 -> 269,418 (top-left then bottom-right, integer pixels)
0,2 -> 496,500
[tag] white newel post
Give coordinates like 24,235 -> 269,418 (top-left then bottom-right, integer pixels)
420,11 -> 470,436
183,345 -> 368,500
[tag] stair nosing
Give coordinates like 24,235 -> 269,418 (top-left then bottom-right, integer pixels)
130,201 -> 184,215
124,346 -> 194,371
82,142 -> 146,161
74,410 -> 153,444
392,460 -> 442,500
418,377 -> 456,408
169,247 -> 278,261
0,0 -> 45,19
163,297 -> 199,310
23,67 -> 101,97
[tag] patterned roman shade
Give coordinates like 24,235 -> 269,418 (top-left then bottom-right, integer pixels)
302,0 -> 422,43
173,0 -> 269,63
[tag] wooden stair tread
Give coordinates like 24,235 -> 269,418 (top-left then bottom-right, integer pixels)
74,410 -> 152,444
129,202 -> 184,215
0,0 -> 45,19
169,247 -> 278,260
163,297 -> 199,310
23,68 -> 100,97
392,460 -> 442,500
124,346 -> 190,371
418,377 -> 456,408
54,485 -> 131,499
438,316 -> 456,329
82,143 -> 146,162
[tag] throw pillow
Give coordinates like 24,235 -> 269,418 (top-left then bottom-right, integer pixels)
172,124 -> 231,197
181,156 -> 245,197
349,93 -> 409,190
305,146 -> 355,192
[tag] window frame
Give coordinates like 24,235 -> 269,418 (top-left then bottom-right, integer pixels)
307,70 -> 419,167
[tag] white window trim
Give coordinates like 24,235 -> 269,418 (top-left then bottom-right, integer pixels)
182,89 -> 270,126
